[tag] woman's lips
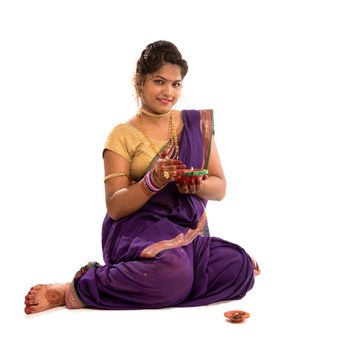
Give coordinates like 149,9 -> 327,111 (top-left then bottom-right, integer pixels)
158,98 -> 172,104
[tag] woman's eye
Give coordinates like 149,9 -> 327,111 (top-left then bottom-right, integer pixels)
154,80 -> 164,85
173,82 -> 182,88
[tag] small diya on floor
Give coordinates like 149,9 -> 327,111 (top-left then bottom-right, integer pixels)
224,310 -> 250,323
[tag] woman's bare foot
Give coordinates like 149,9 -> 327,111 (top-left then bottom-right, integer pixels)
24,283 -> 70,314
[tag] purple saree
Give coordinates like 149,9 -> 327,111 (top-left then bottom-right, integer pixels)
65,110 -> 255,310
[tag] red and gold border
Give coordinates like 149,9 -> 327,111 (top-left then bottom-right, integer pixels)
200,109 -> 214,169
65,261 -> 96,309
65,282 -> 85,309
140,212 -> 207,258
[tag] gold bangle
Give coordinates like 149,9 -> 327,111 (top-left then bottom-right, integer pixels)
104,173 -> 128,182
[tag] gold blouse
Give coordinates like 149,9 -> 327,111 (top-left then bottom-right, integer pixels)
103,123 -> 168,181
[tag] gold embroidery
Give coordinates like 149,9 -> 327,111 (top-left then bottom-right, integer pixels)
65,282 -> 85,309
140,212 -> 207,258
200,110 -> 213,169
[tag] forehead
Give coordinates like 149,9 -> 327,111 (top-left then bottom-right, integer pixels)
149,63 -> 182,81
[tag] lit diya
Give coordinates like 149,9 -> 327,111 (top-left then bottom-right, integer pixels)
175,168 -> 208,185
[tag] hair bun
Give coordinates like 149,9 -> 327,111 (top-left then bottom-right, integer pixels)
136,40 -> 188,79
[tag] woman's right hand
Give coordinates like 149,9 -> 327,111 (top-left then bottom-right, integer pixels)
152,150 -> 186,187
175,174 -> 208,195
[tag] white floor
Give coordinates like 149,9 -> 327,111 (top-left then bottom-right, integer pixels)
3,239 -> 349,350
1,1 -> 350,349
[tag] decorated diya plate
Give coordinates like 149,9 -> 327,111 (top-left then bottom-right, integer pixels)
224,310 -> 250,323
175,168 -> 208,185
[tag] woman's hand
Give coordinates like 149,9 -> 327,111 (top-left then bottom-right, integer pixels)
153,150 -> 186,187
175,174 -> 208,195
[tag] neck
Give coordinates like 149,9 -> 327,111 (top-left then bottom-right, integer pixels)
140,108 -> 171,118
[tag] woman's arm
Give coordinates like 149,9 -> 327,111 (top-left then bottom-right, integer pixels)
176,137 -> 226,201
104,149 -> 186,220
103,150 -> 152,220
196,137 -> 226,201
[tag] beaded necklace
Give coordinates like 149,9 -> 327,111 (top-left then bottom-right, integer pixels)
136,109 -> 179,159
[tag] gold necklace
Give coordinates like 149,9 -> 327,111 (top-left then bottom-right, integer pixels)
140,108 -> 171,118
170,112 -> 179,159
136,110 -> 179,159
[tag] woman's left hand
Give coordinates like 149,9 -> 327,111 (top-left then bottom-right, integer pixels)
175,175 -> 208,195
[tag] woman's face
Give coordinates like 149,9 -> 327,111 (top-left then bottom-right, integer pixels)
140,63 -> 183,114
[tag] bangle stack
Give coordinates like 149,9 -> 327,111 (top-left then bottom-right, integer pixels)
143,170 -> 165,195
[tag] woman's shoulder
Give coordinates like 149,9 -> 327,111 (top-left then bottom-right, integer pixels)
107,121 -> 141,140
108,121 -> 131,132
104,121 -> 143,160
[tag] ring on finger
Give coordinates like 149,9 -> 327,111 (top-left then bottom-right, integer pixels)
163,171 -> 170,180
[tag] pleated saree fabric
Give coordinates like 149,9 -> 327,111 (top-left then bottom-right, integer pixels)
65,110 -> 255,310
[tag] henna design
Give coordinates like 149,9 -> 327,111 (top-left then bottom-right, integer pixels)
45,289 -> 65,307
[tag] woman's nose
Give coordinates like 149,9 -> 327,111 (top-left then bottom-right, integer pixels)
162,83 -> 173,98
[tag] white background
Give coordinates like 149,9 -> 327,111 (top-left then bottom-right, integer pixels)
1,0 -> 349,349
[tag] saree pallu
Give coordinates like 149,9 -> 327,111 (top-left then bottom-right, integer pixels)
65,110 -> 255,310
